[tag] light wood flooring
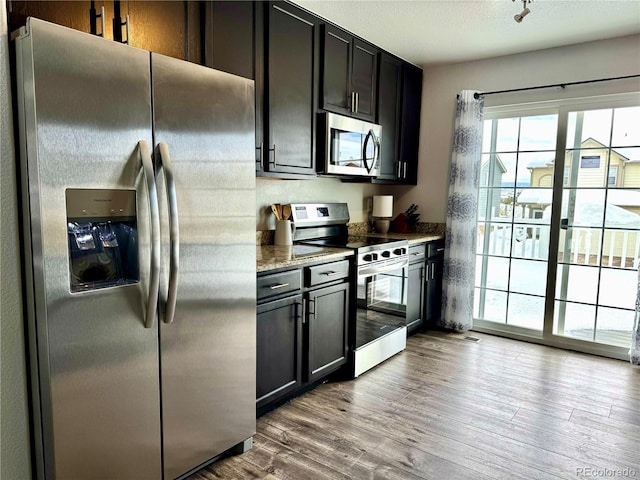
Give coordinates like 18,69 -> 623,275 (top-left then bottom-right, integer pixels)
189,330 -> 640,479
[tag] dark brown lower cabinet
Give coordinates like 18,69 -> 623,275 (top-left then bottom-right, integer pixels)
425,240 -> 445,324
257,259 -> 351,414
256,294 -> 303,409
407,260 -> 426,334
306,282 -> 349,382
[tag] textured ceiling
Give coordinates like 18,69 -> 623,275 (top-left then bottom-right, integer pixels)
292,0 -> 640,66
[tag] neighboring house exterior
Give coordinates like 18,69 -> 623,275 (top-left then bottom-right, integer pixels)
514,138 -> 640,265
528,137 -> 638,187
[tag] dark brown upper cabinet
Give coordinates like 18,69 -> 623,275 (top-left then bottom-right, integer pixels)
375,53 -> 423,185
398,62 -> 423,185
203,1 -> 255,79
258,1 -> 318,177
8,1 -> 202,64
320,24 -> 377,122
375,52 -> 403,183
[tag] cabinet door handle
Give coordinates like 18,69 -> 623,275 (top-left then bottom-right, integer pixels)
322,271 -> 341,277
269,144 -> 277,167
397,161 -> 402,178
299,300 -> 305,324
256,142 -> 263,165
308,298 -> 316,318
431,263 -> 435,280
402,162 -> 407,179
350,92 -> 356,113
355,92 -> 359,113
411,252 -> 424,257
437,248 -> 445,252
269,282 -> 290,290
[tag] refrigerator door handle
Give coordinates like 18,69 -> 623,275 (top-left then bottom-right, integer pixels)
158,142 -> 180,324
139,140 -> 161,329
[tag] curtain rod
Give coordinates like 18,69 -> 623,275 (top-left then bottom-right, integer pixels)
471,74 -> 640,99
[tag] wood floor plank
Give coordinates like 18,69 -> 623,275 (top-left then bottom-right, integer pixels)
189,331 -> 640,480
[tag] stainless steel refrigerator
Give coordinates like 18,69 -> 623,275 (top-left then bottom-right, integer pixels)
14,18 -> 256,480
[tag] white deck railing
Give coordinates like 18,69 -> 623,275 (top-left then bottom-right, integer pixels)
478,220 -> 640,269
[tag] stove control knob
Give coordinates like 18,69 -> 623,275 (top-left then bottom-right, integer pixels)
363,253 -> 377,262
394,248 -> 406,256
381,250 -> 391,258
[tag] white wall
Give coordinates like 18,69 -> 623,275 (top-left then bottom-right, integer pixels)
0,0 -> 32,478
387,34 -> 640,223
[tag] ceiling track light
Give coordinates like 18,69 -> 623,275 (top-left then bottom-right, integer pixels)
513,0 -> 532,23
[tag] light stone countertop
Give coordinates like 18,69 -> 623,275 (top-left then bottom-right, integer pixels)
257,245 -> 354,273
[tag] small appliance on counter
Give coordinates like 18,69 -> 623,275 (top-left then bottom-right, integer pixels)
290,203 -> 408,377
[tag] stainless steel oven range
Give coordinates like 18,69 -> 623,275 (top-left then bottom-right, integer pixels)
291,203 -> 408,377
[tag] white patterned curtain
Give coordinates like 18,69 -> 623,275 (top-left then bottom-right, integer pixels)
438,90 -> 484,332
630,266 -> 640,365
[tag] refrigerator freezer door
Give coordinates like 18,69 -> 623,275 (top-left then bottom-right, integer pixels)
16,19 -> 161,480
151,53 -> 256,479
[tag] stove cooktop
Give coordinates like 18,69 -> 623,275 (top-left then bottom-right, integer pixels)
300,235 -> 398,249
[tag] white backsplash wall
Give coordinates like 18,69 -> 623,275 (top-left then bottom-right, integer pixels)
257,177 -> 379,230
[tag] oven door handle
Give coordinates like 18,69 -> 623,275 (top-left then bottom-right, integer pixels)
358,259 -> 408,277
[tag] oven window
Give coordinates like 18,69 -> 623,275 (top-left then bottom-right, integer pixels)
356,267 -> 407,349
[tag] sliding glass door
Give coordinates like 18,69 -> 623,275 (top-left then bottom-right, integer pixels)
554,106 -> 640,348
474,95 -> 640,358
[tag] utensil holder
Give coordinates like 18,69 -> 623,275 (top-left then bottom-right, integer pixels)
274,220 -> 294,246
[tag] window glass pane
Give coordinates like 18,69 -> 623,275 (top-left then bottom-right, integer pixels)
598,268 -> 637,309
557,227 -> 602,266
519,151 -> 555,188
611,106 -> 640,148
515,188 -> 553,223
565,149 -> 612,187
520,114 -> 558,151
566,109 -> 612,148
617,149 -> 640,188
494,152 -> 517,187
496,118 -> 519,152
507,293 -> 544,330
600,228 -> 640,266
486,223 -> 513,257
510,223 -> 550,260
555,264 -> 598,303
509,259 -> 547,296
474,288 -> 507,323
477,188 -> 504,221
555,301 -> 595,341
595,307 -> 634,347
475,255 -> 509,290
560,189 -> 607,228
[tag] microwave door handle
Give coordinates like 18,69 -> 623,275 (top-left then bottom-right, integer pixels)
373,130 -> 381,170
157,142 -> 180,324
138,140 -> 160,329
362,129 -> 374,174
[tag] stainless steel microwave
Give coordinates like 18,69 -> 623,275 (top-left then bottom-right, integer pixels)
317,112 -> 382,178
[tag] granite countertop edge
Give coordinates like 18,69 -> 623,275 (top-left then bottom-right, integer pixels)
257,246 -> 354,273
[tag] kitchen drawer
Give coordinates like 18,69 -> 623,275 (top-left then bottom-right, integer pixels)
306,259 -> 350,287
408,243 -> 426,264
428,239 -> 445,258
257,269 -> 302,301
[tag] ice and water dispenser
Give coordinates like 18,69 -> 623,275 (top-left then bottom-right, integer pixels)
66,189 -> 139,292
